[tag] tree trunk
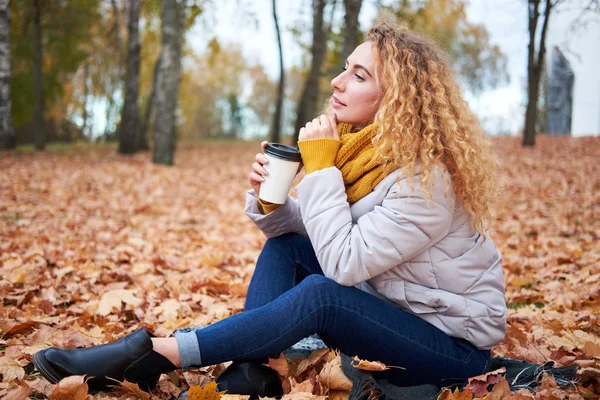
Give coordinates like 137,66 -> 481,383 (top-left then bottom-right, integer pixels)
118,0 -> 141,154
341,0 -> 362,64
523,0 -> 553,147
293,0 -> 328,144
110,0 -> 124,74
153,0 -> 184,165
81,62 -> 89,140
270,0 -> 284,143
138,53 -> 160,151
33,0 -> 45,150
0,0 -> 15,149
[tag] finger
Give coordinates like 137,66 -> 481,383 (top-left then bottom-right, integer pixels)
319,114 -> 330,136
261,141 -> 269,150
253,161 -> 269,177
255,153 -> 268,165
250,171 -> 265,183
304,121 -> 313,137
299,127 -> 306,140
312,117 -> 320,126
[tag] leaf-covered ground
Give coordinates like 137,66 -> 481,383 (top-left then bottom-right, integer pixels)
0,136 -> 599,399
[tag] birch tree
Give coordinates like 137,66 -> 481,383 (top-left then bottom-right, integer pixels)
0,0 -> 14,149
153,0 -> 184,165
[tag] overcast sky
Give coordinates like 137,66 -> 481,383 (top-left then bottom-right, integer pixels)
186,0 -> 600,137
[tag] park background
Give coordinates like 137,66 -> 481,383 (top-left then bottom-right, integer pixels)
0,0 -> 599,399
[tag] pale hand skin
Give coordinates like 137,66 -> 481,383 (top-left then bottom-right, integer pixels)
299,113 -> 340,142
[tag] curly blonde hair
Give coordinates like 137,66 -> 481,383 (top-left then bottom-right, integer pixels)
368,23 -> 497,236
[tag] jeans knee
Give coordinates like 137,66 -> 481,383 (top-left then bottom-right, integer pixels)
295,275 -> 338,299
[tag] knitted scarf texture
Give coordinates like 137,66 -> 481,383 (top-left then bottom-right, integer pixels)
335,123 -> 397,203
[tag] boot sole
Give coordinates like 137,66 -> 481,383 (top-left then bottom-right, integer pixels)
33,350 -> 64,384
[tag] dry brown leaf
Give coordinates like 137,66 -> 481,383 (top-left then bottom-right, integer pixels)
49,375 -> 90,400
0,357 -> 25,382
1,380 -> 32,400
583,342 -> 600,358
290,379 -> 314,394
280,393 -> 327,400
111,379 -> 151,399
27,377 -> 55,397
96,289 -> 143,316
296,348 -> 330,376
463,367 -> 506,398
486,379 -> 511,400
220,395 -> 250,400
266,355 -> 290,378
327,390 -> 350,400
318,354 -> 352,391
436,387 -> 474,400
350,356 -> 389,371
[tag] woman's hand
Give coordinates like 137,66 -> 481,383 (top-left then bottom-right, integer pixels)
249,141 -> 270,197
298,114 -> 340,141
249,141 -> 305,198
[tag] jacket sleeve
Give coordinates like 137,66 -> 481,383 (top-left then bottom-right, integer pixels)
296,167 -> 454,286
244,189 -> 308,238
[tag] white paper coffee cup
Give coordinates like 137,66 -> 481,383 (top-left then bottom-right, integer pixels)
259,143 -> 302,205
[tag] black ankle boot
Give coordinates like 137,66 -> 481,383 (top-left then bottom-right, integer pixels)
33,328 -> 177,392
177,360 -> 284,400
215,360 -> 283,399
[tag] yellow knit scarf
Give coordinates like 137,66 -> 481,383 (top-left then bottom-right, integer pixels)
335,123 -> 397,203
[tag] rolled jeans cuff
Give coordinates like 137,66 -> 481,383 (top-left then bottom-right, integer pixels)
174,331 -> 201,369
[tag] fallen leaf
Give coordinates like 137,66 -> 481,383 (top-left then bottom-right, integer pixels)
464,367 -> 506,397
0,357 -> 25,382
27,378 -> 55,397
186,381 -> 221,400
96,289 -> 143,316
583,342 -> 600,358
486,379 -> 511,400
1,380 -> 32,400
318,354 -> 352,391
280,392 -> 327,400
111,379 -> 151,399
350,356 -> 389,371
267,354 -> 290,378
296,348 -> 329,376
49,375 -> 89,400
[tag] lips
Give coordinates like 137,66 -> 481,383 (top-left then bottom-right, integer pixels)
332,95 -> 346,107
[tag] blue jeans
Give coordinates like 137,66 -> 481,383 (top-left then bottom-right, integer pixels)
176,233 -> 490,387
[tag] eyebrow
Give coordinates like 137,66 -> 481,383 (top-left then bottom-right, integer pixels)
345,59 -> 373,79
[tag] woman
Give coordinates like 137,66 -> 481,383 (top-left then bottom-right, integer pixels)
33,23 -> 506,396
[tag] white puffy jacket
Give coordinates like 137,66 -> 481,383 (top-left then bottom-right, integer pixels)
245,166 -> 506,350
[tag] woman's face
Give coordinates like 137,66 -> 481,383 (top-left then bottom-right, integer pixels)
330,42 -> 382,129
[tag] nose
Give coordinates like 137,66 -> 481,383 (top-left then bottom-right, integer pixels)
331,71 -> 344,91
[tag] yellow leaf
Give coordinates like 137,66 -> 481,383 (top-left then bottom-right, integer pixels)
187,381 -> 222,400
